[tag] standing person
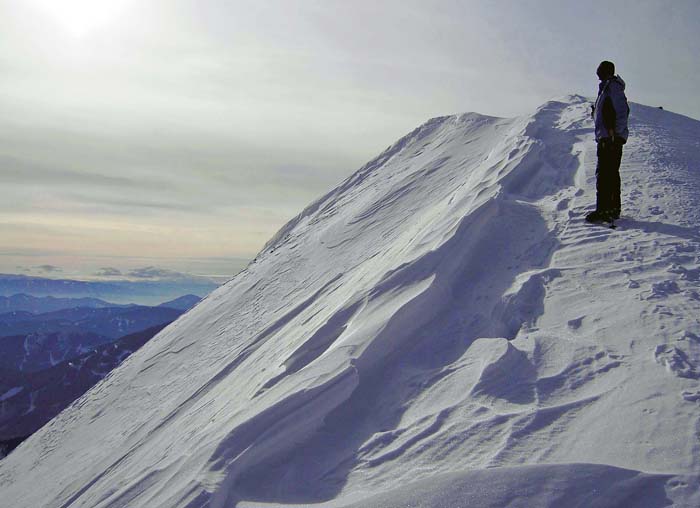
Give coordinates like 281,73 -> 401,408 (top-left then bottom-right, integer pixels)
586,60 -> 630,224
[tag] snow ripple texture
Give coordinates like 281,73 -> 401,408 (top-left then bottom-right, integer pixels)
1,96 -> 700,507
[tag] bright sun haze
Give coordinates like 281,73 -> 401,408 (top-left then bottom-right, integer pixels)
28,0 -> 134,37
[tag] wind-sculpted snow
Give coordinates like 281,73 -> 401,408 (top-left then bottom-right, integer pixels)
2,96 -> 700,507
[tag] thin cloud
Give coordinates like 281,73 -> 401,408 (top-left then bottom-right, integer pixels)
0,154 -> 168,190
66,194 -> 206,213
94,267 -> 123,277
34,264 -> 62,273
127,266 -> 187,280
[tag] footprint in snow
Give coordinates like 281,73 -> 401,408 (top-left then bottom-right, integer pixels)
681,390 -> 700,402
680,330 -> 700,342
615,253 -> 635,262
680,267 -> 700,282
567,316 -> 585,330
654,343 -> 699,379
645,280 -> 681,299
556,198 -> 570,211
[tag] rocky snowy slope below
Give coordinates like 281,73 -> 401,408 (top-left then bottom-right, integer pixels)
1,96 -> 699,507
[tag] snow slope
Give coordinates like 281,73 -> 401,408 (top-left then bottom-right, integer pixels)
1,96 -> 699,507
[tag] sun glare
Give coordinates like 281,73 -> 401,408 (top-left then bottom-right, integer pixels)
29,0 -> 132,38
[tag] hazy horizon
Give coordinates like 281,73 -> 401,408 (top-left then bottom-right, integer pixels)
1,0 -> 699,280
0,251 -> 248,283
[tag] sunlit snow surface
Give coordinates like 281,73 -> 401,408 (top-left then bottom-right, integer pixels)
1,96 -> 699,507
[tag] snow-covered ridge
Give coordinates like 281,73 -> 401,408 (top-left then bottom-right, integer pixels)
1,95 -> 699,507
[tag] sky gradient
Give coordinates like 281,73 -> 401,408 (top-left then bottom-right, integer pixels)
1,0 -> 699,280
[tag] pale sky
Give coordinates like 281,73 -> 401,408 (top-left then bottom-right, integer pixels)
1,0 -> 698,280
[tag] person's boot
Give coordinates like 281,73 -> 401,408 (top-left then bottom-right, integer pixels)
585,209 -> 608,223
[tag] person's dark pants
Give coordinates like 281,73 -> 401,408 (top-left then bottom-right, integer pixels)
596,138 -> 623,213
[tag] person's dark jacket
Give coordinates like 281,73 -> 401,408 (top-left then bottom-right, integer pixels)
593,75 -> 629,142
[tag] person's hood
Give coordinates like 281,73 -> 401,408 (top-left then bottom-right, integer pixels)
599,75 -> 626,92
612,75 -> 626,90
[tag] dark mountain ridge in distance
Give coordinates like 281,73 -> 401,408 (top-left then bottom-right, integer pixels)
0,323 -> 170,452
0,305 -> 183,342
0,293 -> 203,455
0,293 -> 130,314
157,294 -> 202,311
0,330 -> 113,373
0,273 -> 218,306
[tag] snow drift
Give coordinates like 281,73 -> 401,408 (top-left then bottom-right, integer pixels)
1,96 -> 699,507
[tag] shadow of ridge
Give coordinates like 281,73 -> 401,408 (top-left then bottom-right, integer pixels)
229,102 -> 592,504
333,463 -> 677,508
232,197 -> 558,505
622,218 -> 700,242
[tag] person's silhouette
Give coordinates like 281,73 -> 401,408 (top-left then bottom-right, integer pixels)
586,60 -> 630,224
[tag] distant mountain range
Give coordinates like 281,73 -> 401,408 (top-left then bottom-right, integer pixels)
157,294 -> 202,311
0,273 -> 219,306
0,323 -> 170,446
0,292 -> 203,314
0,294 -> 129,314
0,305 -> 183,343
0,293 -> 202,456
